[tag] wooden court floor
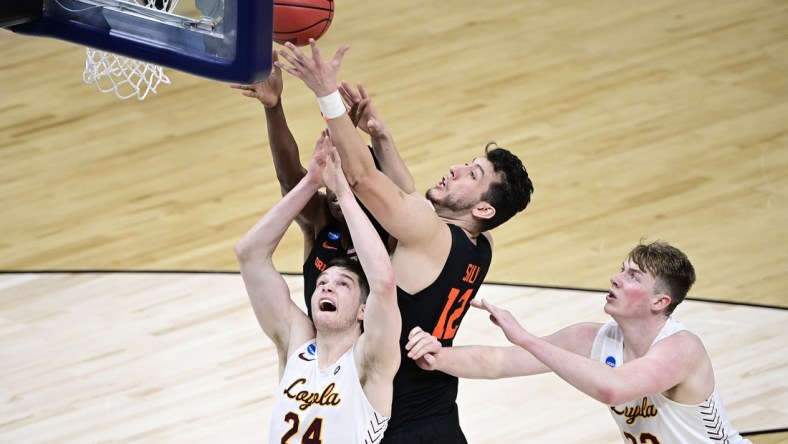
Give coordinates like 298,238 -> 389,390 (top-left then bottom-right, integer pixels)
1,0 -> 786,441
1,273 -> 786,443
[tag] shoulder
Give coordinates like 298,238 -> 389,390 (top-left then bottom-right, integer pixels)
657,328 -> 704,348
553,321 -> 604,338
657,318 -> 702,346
649,329 -> 707,363
284,320 -> 318,361
544,322 -> 604,356
575,322 -> 605,339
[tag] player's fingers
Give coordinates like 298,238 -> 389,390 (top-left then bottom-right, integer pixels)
405,338 -> 423,358
270,51 -> 281,73
408,326 -> 425,340
407,337 -> 434,359
357,82 -> 369,99
339,80 -> 356,96
305,39 -> 323,63
340,80 -> 359,101
334,44 -> 350,63
329,146 -> 341,166
404,331 -> 429,353
480,298 -> 501,315
273,59 -> 296,76
356,100 -> 370,119
404,333 -> 421,351
319,134 -> 330,149
338,84 -> 352,104
470,298 -> 485,309
285,41 -> 308,62
275,49 -> 294,65
423,353 -> 436,367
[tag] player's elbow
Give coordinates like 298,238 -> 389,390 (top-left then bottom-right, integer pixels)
596,385 -> 629,406
380,273 -> 397,296
370,271 -> 397,299
234,240 -> 252,262
345,171 -> 365,191
345,165 -> 378,193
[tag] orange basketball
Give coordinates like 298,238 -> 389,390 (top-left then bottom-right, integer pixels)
273,0 -> 334,47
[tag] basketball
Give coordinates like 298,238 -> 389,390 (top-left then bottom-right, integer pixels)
273,0 -> 334,47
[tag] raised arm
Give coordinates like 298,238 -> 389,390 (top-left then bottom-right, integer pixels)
472,298 -> 705,405
319,141 -> 399,417
276,40 -> 447,249
231,51 -> 305,194
340,81 -> 416,195
405,326 -> 547,378
405,316 -> 597,379
320,142 -> 400,374
234,149 -> 325,373
231,51 -> 330,248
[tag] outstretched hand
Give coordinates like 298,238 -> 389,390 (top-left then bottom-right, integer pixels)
275,39 -> 350,97
471,299 -> 533,347
317,135 -> 351,198
340,81 -> 387,137
405,327 -> 443,370
305,130 -> 330,187
230,50 -> 283,108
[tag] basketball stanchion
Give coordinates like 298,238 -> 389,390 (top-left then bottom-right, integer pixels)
83,0 -> 179,100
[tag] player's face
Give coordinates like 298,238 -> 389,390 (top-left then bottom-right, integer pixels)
605,260 -> 659,317
426,157 -> 498,212
311,267 -> 363,330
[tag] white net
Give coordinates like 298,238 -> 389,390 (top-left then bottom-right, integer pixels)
83,0 -> 180,100
83,50 -> 172,100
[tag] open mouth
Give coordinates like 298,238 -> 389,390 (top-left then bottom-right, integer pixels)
319,299 -> 337,312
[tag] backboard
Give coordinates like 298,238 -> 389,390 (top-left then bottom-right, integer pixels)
3,0 -> 272,84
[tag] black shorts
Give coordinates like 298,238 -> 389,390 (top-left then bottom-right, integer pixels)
381,404 -> 467,444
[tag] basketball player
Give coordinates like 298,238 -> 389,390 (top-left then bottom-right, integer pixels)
276,40 -> 535,444
231,50 -> 413,318
407,241 -> 752,444
236,135 -> 401,443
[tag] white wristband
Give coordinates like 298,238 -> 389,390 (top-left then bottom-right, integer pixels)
317,90 -> 345,120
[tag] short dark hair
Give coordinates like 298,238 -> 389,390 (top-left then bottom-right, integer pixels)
479,143 -> 534,231
625,240 -> 696,315
323,256 -> 370,304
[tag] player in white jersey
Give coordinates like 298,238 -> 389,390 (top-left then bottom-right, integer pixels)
591,318 -> 748,443
406,241 -> 751,443
236,134 -> 401,443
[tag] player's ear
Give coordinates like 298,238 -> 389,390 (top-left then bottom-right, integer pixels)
473,202 -> 495,220
653,293 -> 671,312
356,304 -> 365,321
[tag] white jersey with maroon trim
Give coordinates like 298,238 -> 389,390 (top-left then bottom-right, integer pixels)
269,340 -> 389,444
590,318 -> 751,444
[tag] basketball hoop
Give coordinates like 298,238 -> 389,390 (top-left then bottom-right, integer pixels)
83,0 -> 180,100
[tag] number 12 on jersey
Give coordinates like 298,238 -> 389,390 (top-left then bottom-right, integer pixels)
432,288 -> 473,340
